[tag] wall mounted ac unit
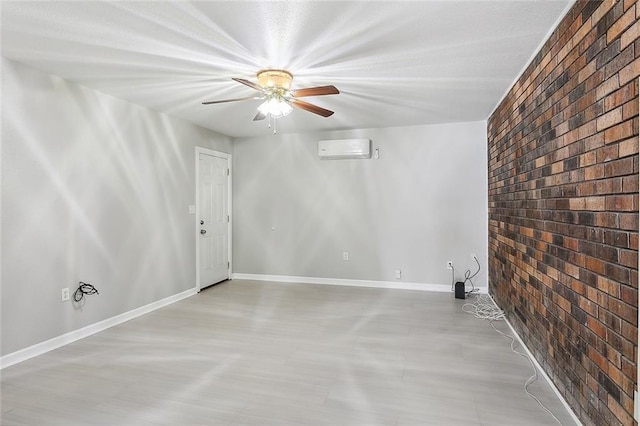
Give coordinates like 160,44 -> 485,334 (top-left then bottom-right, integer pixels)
318,139 -> 371,159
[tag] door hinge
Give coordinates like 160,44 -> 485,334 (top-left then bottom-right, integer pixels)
227,168 -> 230,176
227,214 -> 230,223
227,261 -> 230,269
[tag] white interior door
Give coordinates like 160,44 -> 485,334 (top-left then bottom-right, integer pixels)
197,150 -> 230,290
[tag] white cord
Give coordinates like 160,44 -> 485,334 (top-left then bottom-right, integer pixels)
462,294 -> 505,321
463,294 -> 562,425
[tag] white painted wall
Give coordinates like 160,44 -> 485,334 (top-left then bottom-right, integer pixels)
233,122 -> 488,288
1,60 -> 232,356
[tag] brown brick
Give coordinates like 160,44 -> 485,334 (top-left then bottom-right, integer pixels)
585,196 -> 606,211
603,119 -> 636,143
588,316 -> 608,340
570,197 -> 587,210
605,194 -> 636,211
589,344 -> 608,372
608,297 -> 637,325
605,194 -> 637,211
595,212 -> 620,228
596,144 -> 619,163
604,81 -> 637,111
620,320 -> 637,343
619,213 -> 638,230
596,73 -> 619,99
618,137 -> 638,158
618,56 -> 640,84
621,98 -> 638,120
608,397 -> 634,426
619,249 -> 638,268
598,177 -> 624,194
604,156 -> 635,177
596,107 -> 623,131
584,132 -> 605,151
621,356 -> 634,379
585,164 -> 605,180
607,5 -> 636,43
599,275 -> 621,297
621,175 -> 639,193
590,1 -> 618,26
586,256 -> 607,275
620,285 -> 638,305
620,17 -> 639,49
630,262 -> 638,285
619,391 -> 635,418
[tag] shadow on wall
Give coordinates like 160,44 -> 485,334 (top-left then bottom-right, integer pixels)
1,59 -> 231,355
232,123 -> 488,286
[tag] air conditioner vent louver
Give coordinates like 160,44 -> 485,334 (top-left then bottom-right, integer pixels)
318,139 -> 371,160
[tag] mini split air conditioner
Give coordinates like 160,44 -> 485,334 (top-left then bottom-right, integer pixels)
318,139 -> 371,160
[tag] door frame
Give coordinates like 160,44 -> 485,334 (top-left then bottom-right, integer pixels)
195,147 -> 232,292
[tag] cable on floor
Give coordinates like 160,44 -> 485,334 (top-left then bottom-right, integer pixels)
73,282 -> 99,303
462,293 -> 505,320
463,293 -> 562,425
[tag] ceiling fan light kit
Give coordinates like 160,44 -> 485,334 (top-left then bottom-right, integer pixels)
202,69 -> 339,133
257,96 -> 292,118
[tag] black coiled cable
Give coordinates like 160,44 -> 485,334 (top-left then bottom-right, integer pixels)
74,282 -> 99,302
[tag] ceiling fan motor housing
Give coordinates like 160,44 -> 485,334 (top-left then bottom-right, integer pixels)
257,69 -> 293,91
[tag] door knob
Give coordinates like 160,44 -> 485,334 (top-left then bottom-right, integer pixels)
200,229 -> 206,235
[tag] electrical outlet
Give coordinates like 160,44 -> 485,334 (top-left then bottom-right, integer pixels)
447,261 -> 453,270
61,288 -> 69,302
343,252 -> 349,261
395,269 -> 401,279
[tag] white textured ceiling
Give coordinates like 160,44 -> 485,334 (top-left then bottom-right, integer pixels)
1,1 -> 572,138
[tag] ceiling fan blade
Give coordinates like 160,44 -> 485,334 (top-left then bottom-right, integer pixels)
253,111 -> 267,121
202,96 -> 260,105
291,85 -> 339,97
232,77 -> 265,92
291,99 -> 334,117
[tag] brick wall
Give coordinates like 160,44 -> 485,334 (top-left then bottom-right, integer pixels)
488,1 -> 639,425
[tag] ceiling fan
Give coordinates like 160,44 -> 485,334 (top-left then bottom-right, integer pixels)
202,69 -> 339,132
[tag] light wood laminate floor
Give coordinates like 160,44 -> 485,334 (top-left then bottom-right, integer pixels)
1,280 -> 577,425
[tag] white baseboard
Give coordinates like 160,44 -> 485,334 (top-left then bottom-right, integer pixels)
232,273 -> 488,294
489,295 -> 582,426
0,287 -> 198,370
0,277 -> 487,370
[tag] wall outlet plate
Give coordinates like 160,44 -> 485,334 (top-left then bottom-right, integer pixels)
447,261 -> 453,270
343,252 -> 349,261
61,288 -> 69,302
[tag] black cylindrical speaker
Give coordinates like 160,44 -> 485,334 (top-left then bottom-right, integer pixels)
455,281 -> 465,299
